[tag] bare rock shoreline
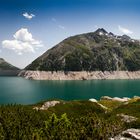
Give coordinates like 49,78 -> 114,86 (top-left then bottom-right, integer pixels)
18,70 -> 140,80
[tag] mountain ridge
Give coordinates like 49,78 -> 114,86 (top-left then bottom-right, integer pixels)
0,58 -> 19,70
25,28 -> 140,72
0,58 -> 20,76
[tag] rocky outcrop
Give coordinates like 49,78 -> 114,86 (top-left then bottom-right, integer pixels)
101,96 -> 130,102
33,101 -> 60,110
117,114 -> 138,123
110,129 -> 140,140
19,70 -> 140,80
89,98 -> 98,102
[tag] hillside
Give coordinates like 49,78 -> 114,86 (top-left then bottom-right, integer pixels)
0,58 -> 19,70
0,58 -> 20,76
26,28 -> 140,71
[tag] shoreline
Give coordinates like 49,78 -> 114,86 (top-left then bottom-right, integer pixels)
19,70 -> 140,80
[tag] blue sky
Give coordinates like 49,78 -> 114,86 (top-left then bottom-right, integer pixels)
0,0 -> 140,68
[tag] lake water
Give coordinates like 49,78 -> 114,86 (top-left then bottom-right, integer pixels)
0,77 -> 140,105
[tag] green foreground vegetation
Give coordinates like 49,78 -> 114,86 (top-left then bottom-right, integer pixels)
0,99 -> 140,140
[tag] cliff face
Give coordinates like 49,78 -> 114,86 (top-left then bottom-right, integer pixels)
19,71 -> 140,80
26,28 -> 140,72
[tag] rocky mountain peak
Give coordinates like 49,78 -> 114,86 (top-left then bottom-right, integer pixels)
95,28 -> 108,35
108,32 -> 115,37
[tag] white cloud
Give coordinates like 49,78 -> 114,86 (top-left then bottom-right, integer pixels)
23,12 -> 35,20
118,25 -> 133,35
58,25 -> 65,30
2,28 -> 43,55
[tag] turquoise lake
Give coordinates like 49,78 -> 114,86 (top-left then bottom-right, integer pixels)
0,77 -> 140,105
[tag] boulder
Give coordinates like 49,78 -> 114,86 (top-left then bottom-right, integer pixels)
112,97 -> 130,102
89,98 -> 97,102
110,129 -> 140,140
100,96 -> 113,100
33,101 -> 60,110
40,101 -> 60,110
100,96 -> 130,102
